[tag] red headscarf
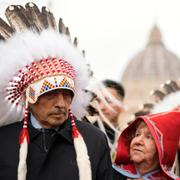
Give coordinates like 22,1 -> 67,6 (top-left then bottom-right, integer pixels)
114,111 -> 180,179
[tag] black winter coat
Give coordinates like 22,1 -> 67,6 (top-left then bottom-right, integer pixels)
0,117 -> 113,180
113,169 -> 126,180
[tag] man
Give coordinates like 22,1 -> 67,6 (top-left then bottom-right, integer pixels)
100,79 -> 125,128
84,79 -> 125,159
0,3 -> 112,180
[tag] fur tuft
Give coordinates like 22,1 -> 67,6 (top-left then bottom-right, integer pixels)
18,138 -> 28,180
74,135 -> 92,180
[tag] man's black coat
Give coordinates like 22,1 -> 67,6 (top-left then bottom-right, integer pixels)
0,117 -> 113,180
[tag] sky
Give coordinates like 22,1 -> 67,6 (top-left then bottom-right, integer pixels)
1,0 -> 180,81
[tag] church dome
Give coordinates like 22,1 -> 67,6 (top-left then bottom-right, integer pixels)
122,25 -> 180,82
119,25 -> 180,125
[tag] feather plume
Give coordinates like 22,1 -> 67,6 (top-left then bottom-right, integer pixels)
59,18 -> 66,34
134,103 -> 154,118
142,103 -> 154,110
73,37 -> 78,47
161,83 -> 175,94
0,34 -> 5,41
41,6 -> 57,30
134,79 -> 180,119
0,17 -> 14,40
165,80 -> 179,91
66,27 -> 71,39
5,5 -> 31,32
134,110 -> 150,117
150,89 -> 165,102
82,50 -> 86,57
25,2 -> 45,32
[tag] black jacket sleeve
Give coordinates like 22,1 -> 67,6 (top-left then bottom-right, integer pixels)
95,134 -> 113,180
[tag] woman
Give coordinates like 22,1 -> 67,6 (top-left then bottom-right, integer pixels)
113,111 -> 180,179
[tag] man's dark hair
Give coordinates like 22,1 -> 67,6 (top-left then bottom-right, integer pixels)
102,79 -> 125,99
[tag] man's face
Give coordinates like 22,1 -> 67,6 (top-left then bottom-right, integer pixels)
98,87 -> 123,125
29,89 -> 73,128
130,122 -> 159,168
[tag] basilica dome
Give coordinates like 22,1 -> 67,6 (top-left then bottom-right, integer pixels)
120,25 -> 180,124
122,25 -> 180,82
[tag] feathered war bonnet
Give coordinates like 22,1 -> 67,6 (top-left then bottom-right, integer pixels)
0,2 -> 91,180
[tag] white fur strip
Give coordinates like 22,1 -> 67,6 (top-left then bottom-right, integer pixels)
74,135 -> 92,180
18,139 -> 28,180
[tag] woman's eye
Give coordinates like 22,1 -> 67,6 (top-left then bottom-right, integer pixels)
146,135 -> 153,139
135,132 -> 140,137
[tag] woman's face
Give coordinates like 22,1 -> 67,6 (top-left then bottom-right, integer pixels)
130,122 -> 159,168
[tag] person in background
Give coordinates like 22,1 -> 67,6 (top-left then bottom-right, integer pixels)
113,111 -> 180,179
100,79 -> 125,128
0,2 -> 113,180
84,79 -> 126,159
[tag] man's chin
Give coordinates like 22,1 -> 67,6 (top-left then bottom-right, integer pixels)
50,113 -> 68,120
49,119 -> 67,127
47,115 -> 67,126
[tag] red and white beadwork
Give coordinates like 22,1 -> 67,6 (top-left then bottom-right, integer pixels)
6,58 -> 76,104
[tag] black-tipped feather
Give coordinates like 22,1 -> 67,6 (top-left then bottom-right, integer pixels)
143,103 -> 154,110
0,17 -> 14,39
5,5 -> 31,32
58,18 -> 66,34
151,90 -> 165,102
42,7 -> 56,30
2,2 -> 84,57
134,110 -> 150,118
166,80 -> 180,92
162,84 -> 175,94
0,34 -> 5,41
82,50 -> 86,57
73,37 -> 78,47
25,2 -> 44,32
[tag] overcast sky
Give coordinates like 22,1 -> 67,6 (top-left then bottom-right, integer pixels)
1,0 -> 180,81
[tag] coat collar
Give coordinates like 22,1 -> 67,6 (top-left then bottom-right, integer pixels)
28,114 -> 73,144
113,163 -> 167,179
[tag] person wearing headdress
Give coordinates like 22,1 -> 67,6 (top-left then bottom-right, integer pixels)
84,78 -> 126,160
113,111 -> 180,179
0,2 -> 112,180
